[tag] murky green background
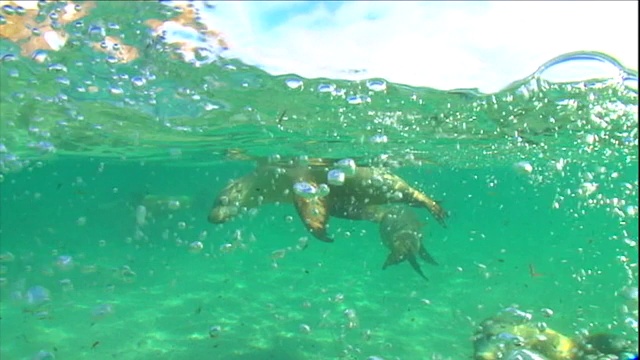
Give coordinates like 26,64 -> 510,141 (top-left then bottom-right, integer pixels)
0,2 -> 637,359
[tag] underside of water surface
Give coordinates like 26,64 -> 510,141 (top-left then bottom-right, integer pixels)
0,2 -> 638,360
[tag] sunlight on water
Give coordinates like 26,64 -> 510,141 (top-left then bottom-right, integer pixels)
0,2 -> 638,360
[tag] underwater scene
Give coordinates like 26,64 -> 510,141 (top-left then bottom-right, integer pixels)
0,1 -> 638,360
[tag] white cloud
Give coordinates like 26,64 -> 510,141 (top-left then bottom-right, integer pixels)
199,1 -> 638,93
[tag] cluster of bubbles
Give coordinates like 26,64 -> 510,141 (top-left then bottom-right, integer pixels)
292,158 -> 358,200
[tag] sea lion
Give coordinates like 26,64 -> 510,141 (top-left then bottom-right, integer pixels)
208,157 -> 447,243
378,206 -> 438,281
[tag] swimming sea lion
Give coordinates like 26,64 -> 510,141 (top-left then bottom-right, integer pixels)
378,206 -> 438,281
208,157 -> 447,243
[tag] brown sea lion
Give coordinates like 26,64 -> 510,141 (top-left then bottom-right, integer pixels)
208,157 -> 447,243
378,206 -> 438,281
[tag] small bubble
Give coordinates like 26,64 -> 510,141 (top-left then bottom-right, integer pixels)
219,243 -> 233,253
299,324 -> 311,334
1,53 -> 17,62
513,161 -> 533,175
55,255 -> 74,271
25,286 -> 51,307
293,182 -> 318,199
106,55 -> 119,64
316,184 -> 330,197
540,308 -> 554,317
369,134 -> 388,144
88,25 -> 105,40
59,278 -> 74,292
135,206 -> 147,226
209,325 -> 222,338
327,169 -> 345,186
271,249 -> 286,260
92,303 -> 114,319
317,83 -> 335,92
76,217 -> 87,226
109,86 -> 124,95
32,50 -> 48,63
285,78 -> 303,89
366,79 -> 387,92
189,241 -> 204,253
31,350 -> 55,360
536,321 -> 548,332
131,76 -> 146,87
56,77 -> 70,85
1,5 -> 16,15
347,95 -> 370,105
334,158 -> 356,176
47,63 -> 67,72
167,200 -> 181,211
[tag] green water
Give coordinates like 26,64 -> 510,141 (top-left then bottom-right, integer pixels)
0,2 -> 638,360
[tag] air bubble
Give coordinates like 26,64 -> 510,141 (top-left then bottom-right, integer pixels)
347,95 -> 370,105
317,83 -> 335,92
47,63 -> 67,72
285,78 -> 303,89
299,324 -> 311,334
32,50 -> 48,63
334,158 -> 356,176
25,286 -> 51,307
366,79 -> 387,92
513,161 -> 533,175
369,134 -> 388,144
131,76 -> 146,87
92,303 -> 114,319
56,77 -> 70,85
1,53 -> 16,62
209,325 -> 222,338
88,25 -> 105,40
1,5 -> 16,15
540,308 -> 554,317
106,55 -> 119,64
293,182 -> 318,199
55,255 -> 74,271
189,241 -> 204,253
327,169 -> 346,186
167,199 -> 181,210
31,350 -> 55,360
317,183 -> 330,197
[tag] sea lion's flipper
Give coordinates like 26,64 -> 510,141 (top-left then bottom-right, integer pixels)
293,194 -> 333,242
407,255 -> 429,281
382,252 -> 403,269
411,194 -> 447,227
383,172 -> 448,227
419,246 -> 438,265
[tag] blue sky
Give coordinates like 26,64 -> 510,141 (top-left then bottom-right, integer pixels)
186,1 -> 638,92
